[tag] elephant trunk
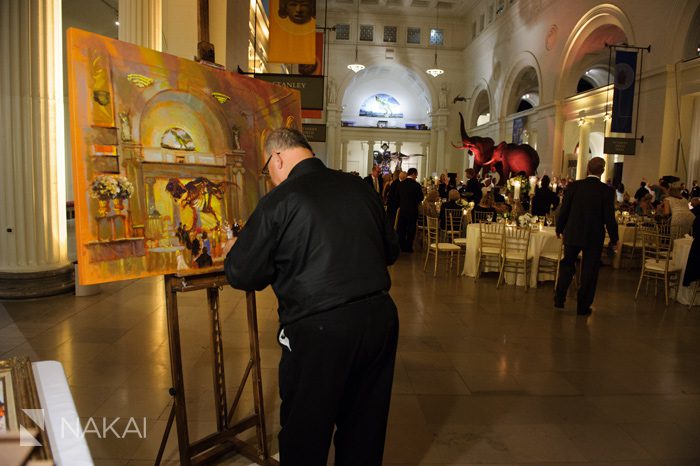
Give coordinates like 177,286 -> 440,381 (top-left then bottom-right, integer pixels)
459,112 -> 469,143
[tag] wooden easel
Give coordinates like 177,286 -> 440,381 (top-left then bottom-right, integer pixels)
155,269 -> 278,466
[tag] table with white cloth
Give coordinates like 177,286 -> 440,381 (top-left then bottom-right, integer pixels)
32,361 -> 94,465
613,224 -> 637,268
673,237 -> 695,305
462,224 -> 560,288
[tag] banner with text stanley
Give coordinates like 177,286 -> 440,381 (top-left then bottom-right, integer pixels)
253,73 -> 324,110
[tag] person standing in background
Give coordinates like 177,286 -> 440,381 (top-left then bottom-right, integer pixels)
396,167 -> 424,252
555,157 -> 618,316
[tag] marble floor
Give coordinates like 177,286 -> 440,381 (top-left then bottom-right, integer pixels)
2,251 -> 700,466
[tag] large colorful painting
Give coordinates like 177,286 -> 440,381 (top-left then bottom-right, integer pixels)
67,28 -> 302,285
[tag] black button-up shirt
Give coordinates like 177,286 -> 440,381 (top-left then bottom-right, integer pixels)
225,157 -> 400,325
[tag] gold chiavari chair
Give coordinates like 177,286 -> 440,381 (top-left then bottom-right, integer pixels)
473,210 -> 494,223
635,230 -> 682,306
424,216 -> 462,277
448,210 -> 468,271
537,235 -> 563,289
475,222 -> 504,281
442,208 -> 464,243
498,226 -> 533,291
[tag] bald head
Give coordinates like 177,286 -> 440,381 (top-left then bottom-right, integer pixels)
587,157 -> 606,177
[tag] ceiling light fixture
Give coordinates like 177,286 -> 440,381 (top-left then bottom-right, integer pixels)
347,0 -> 365,73
426,5 -> 444,77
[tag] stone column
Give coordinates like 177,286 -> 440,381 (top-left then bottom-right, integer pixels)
0,0 -> 73,298
551,102 -> 564,177
431,109 -> 449,174
326,105 -> 342,169
366,140 -> 375,175
420,142 -> 430,179
340,140 -> 348,171
119,0 -> 163,51
577,120 -> 591,180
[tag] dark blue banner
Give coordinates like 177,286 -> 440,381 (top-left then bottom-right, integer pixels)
611,50 -> 638,133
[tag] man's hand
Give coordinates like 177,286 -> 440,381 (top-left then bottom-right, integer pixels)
556,232 -> 562,239
222,237 -> 237,257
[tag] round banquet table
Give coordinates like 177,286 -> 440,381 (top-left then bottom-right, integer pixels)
462,224 -> 560,288
613,224 -> 637,269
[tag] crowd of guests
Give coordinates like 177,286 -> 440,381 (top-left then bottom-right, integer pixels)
362,164 -> 699,251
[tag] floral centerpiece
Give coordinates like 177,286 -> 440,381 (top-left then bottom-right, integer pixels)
517,212 -> 538,228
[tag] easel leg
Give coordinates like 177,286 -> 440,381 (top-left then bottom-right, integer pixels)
164,276 -> 192,466
207,286 -> 228,431
246,291 -> 271,463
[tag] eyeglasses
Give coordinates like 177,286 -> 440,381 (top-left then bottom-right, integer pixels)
260,151 -> 280,176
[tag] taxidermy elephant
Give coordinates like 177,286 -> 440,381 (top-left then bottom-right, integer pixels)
452,112 -> 540,183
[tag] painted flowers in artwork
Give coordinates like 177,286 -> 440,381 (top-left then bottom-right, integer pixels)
90,175 -> 134,200
114,175 -> 134,199
90,175 -> 119,200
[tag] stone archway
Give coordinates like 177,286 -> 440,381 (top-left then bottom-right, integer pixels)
339,63 -> 433,128
469,84 -> 492,128
502,63 -> 541,117
557,4 -> 634,99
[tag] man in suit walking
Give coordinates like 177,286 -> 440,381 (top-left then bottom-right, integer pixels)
555,157 -> 618,316
364,164 -> 384,196
396,167 -> 424,252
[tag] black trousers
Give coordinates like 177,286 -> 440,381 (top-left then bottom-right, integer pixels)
396,213 -> 417,252
555,243 -> 603,312
278,293 -> 399,466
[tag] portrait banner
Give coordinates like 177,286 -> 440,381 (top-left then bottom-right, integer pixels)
269,0 -> 316,64
611,50 -> 638,134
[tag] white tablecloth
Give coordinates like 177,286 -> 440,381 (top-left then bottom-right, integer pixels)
32,361 -> 94,466
462,224 -> 560,288
613,224 -> 637,268
673,237 -> 695,305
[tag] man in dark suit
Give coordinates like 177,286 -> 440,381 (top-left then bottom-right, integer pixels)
364,164 -> 384,196
396,167 -> 424,252
463,168 -> 482,205
555,157 -> 618,316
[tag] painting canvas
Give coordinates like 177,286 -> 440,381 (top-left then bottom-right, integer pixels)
67,28 -> 302,285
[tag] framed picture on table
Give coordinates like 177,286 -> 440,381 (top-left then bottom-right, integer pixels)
0,358 -> 52,462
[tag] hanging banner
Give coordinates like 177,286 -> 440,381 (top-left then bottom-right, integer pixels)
297,32 -> 324,76
254,73 -> 324,110
512,116 -> 526,144
269,0 -> 316,64
611,50 -> 638,133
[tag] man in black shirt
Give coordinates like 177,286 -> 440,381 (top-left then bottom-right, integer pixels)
396,167 -> 424,252
224,128 -> 400,466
